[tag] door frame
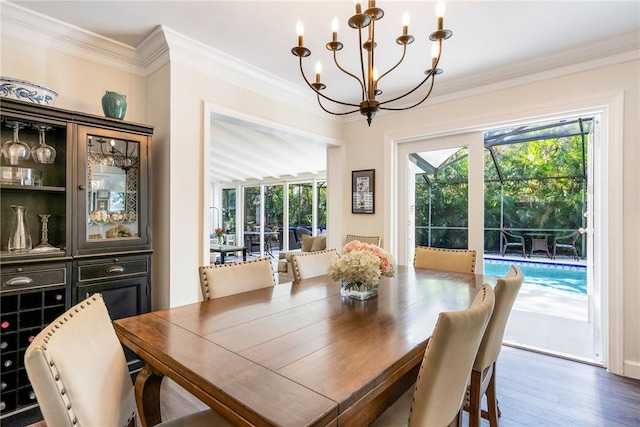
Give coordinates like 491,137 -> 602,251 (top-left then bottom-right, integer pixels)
384,91 -> 624,374
395,133 -> 485,265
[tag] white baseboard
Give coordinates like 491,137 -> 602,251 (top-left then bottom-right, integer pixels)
623,360 -> 640,380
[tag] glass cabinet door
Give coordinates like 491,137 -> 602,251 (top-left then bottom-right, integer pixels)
76,126 -> 149,254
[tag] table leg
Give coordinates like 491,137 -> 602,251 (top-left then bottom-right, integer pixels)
242,248 -> 246,261
220,251 -> 226,264
134,364 -> 163,427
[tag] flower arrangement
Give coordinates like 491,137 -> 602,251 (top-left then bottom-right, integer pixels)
328,240 -> 395,290
214,227 -> 226,239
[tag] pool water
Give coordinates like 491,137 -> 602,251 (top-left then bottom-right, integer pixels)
484,258 -> 587,295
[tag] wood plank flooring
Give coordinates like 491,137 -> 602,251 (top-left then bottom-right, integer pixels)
18,346 -> 640,427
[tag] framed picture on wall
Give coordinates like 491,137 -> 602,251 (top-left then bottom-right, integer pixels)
352,169 -> 374,214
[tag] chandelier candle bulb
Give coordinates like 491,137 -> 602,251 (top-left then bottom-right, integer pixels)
402,12 -> 409,36
315,62 -> 322,84
436,0 -> 445,31
431,42 -> 440,68
291,0 -> 452,125
296,20 -> 304,47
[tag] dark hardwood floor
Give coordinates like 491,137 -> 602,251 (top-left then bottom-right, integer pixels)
18,346 -> 640,427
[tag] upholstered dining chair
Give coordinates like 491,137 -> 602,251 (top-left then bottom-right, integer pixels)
344,234 -> 381,246
291,248 -> 338,281
413,246 -> 477,274
466,265 -> 524,427
24,294 -> 230,427
199,257 -> 275,300
372,284 -> 495,427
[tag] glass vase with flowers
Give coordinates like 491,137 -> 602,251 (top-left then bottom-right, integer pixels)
328,240 -> 395,300
214,227 -> 226,246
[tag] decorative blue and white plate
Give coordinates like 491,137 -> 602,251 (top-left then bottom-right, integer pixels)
0,77 -> 58,105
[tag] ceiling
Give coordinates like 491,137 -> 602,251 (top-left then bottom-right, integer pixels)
7,1 -> 640,184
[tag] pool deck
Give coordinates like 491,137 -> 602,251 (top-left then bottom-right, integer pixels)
485,253 -> 594,363
484,253 -> 587,267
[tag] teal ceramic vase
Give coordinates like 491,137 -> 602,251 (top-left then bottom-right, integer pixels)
101,91 -> 127,120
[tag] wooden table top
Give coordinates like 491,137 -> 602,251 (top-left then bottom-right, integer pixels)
114,266 -> 497,427
209,244 -> 246,252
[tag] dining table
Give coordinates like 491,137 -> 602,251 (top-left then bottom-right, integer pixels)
113,265 -> 498,427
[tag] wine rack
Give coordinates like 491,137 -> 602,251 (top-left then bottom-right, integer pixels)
0,274 -> 69,417
0,98 -> 152,423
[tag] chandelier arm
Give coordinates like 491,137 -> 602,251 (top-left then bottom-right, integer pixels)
376,44 -> 408,88
378,45 -> 442,106
368,19 -> 375,101
316,93 -> 360,116
298,57 -> 359,107
380,75 -> 437,111
332,50 -> 366,99
358,27 -> 369,102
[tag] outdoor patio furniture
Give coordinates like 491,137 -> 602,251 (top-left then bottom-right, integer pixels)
525,233 -> 552,258
500,230 -> 525,257
552,230 -> 580,260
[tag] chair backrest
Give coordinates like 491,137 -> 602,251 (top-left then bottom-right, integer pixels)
409,285 -> 495,427
474,265 -> 524,371
296,227 -> 312,241
344,234 -> 381,246
199,258 -> 275,300
413,246 -> 477,274
24,294 -> 135,427
292,249 -> 338,281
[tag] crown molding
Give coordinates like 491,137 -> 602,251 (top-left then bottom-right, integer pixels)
2,1 -> 637,123
344,30 -> 640,124
161,27 -> 320,115
0,1 -> 152,75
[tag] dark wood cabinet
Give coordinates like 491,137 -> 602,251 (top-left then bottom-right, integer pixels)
0,99 -> 153,420
0,262 -> 70,417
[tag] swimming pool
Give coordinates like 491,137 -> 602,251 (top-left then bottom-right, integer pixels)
484,258 -> 587,295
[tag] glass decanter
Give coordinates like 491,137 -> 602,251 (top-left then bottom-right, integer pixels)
1,122 -> 30,165
8,205 -> 32,252
31,125 -> 56,164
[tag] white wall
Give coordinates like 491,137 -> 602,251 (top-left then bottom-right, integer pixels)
1,37 -> 146,121
340,61 -> 640,378
163,61 -> 341,308
2,25 -> 637,379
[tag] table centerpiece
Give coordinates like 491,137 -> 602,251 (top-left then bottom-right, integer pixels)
328,240 -> 395,300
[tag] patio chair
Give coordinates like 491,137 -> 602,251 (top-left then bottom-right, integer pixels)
552,230 -> 580,260
500,230 -> 525,258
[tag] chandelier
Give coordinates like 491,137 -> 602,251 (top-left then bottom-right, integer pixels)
291,0 -> 452,126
